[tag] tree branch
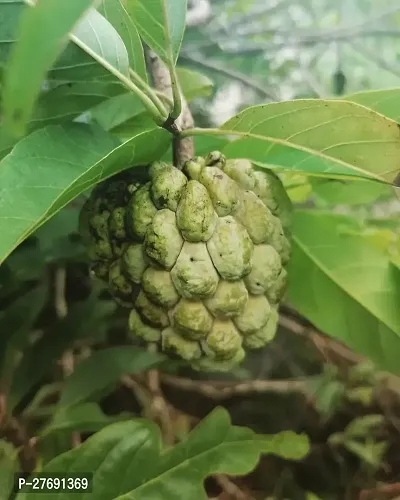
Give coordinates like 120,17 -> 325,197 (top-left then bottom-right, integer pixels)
147,51 -> 195,167
160,373 -> 312,401
178,53 -> 278,100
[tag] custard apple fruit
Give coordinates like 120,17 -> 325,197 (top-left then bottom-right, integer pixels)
79,152 -> 292,371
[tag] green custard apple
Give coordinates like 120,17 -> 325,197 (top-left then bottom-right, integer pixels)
79,152 -> 292,371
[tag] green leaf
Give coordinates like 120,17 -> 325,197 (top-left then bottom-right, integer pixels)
91,92 -> 145,131
220,99 -> 400,184
15,408 -> 309,500
344,415 -> 385,438
0,440 -> 18,498
41,403 -> 132,436
22,383 -> 61,418
0,82 -> 126,160
98,0 -> 147,82
31,82 -> 125,128
0,122 -> 171,264
0,1 -> 130,84
288,210 -> 400,375
127,0 -> 187,64
1,0 -> 94,135
344,440 -> 387,468
351,227 -> 400,271
107,113 -> 161,141
59,347 -> 165,408
176,67 -> 214,101
346,387 -> 374,406
68,6 -> 130,77
193,135 -> 230,157
311,178 -> 392,206
314,381 -> 345,418
345,88 -> 400,122
34,207 -> 84,263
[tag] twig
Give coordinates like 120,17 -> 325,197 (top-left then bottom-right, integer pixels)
121,375 -> 153,411
178,53 -> 278,100
278,313 -> 363,365
54,267 -> 68,319
160,373 -> 312,401
54,267 -> 80,448
359,482 -> 400,500
142,344 -> 175,446
279,310 -> 400,402
214,474 -> 254,500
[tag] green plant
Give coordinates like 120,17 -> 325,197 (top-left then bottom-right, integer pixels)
0,0 -> 399,499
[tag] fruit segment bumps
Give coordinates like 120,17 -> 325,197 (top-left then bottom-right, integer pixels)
79,152 -> 292,371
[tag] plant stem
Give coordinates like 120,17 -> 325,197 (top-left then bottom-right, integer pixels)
160,0 -> 182,120
180,127 -> 231,138
168,61 -> 182,120
155,90 -> 174,108
70,34 -> 166,127
128,68 -> 169,118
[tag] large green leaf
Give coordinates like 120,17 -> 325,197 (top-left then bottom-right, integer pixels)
127,0 -> 187,65
0,1 -> 129,83
345,89 -> 400,122
0,81 -> 125,160
288,210 -> 400,375
0,122 -> 171,264
220,100 -> 400,184
15,408 -> 309,500
1,0 -> 95,136
59,347 -> 165,408
99,0 -> 147,82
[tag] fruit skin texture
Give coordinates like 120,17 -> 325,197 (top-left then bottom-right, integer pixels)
80,153 -> 292,372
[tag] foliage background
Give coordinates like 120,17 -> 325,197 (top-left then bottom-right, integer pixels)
0,0 -> 400,499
